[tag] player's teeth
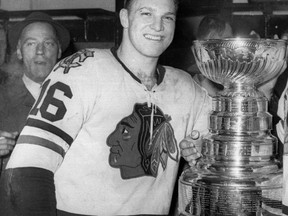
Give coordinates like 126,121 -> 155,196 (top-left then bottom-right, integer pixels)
145,35 -> 161,40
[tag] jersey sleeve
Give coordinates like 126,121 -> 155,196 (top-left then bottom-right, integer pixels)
0,49 -> 98,215
184,78 -> 212,154
190,79 -> 212,137
8,50 -> 97,172
0,167 -> 57,216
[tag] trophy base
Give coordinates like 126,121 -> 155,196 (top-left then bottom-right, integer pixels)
178,168 -> 282,216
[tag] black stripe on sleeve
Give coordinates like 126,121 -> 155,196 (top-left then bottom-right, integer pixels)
17,135 -> 65,158
26,118 -> 73,146
283,204 -> 288,215
0,167 -> 56,216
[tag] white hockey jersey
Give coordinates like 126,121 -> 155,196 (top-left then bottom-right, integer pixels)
7,48 -> 211,215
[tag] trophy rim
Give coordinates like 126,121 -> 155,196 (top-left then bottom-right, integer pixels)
192,38 -> 288,87
193,37 -> 287,44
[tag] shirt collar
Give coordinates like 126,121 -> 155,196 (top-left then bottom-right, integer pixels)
22,74 -> 41,100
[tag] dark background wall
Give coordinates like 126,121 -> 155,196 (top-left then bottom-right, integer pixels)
2,0 -> 288,71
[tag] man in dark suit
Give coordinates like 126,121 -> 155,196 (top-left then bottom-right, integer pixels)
0,12 -> 70,174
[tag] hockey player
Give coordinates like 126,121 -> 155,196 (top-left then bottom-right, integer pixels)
0,0 -> 210,215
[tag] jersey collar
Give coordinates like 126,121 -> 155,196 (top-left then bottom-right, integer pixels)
111,47 -> 165,86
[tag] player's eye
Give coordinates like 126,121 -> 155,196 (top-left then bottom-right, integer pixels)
122,128 -> 131,140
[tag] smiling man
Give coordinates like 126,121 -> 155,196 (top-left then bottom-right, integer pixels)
0,0 -> 211,215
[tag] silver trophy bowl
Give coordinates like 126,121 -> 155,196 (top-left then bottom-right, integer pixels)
193,38 -> 287,87
179,38 -> 287,216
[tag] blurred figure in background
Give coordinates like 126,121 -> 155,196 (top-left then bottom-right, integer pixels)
269,28 -> 288,163
189,15 -> 233,97
196,15 -> 233,40
274,29 -> 288,215
271,29 -> 288,108
0,12 -> 70,175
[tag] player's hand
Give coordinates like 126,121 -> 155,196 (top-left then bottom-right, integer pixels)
180,130 -> 202,167
0,131 -> 18,157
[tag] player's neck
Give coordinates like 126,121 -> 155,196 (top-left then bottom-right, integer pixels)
137,72 -> 157,91
117,46 -> 158,90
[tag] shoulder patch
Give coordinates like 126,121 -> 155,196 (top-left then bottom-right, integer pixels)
54,49 -> 94,74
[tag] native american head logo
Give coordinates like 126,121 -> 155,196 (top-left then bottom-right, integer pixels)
107,103 -> 179,179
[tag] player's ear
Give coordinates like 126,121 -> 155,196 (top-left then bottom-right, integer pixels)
119,8 -> 129,29
57,43 -> 62,59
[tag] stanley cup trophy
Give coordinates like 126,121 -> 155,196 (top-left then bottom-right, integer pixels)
178,38 -> 287,216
